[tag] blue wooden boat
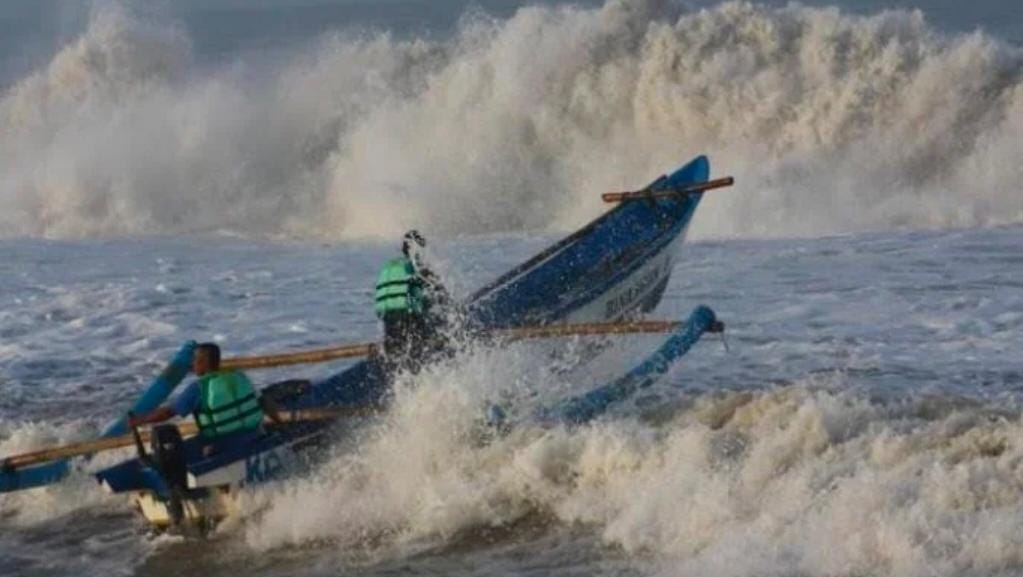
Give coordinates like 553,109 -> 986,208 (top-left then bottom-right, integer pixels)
484,305 -> 720,432
39,155 -> 715,529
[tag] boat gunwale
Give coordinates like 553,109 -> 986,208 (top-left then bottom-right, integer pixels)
95,155 -> 713,500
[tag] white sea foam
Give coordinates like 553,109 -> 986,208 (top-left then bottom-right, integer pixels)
240,371 -> 1023,576
1,224 -> 1021,574
1,1 -> 1020,239
0,419 -> 131,525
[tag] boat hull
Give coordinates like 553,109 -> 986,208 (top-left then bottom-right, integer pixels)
98,155 -> 715,530
133,488 -> 236,531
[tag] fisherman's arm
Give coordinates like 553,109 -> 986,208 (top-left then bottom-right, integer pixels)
127,406 -> 176,428
127,381 -> 201,428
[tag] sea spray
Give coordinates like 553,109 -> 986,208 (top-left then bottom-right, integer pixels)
239,374 -> 1023,577
238,342 -> 574,552
0,418 -> 132,525
1,226 -> 1021,575
2,1 -> 1021,239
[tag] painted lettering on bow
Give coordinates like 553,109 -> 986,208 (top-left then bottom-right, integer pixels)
245,449 -> 285,484
604,259 -> 669,319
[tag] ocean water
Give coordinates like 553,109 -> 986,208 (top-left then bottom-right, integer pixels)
1,226 -> 1022,576
1,0 -> 1022,576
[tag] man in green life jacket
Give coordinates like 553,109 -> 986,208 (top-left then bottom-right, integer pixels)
375,230 -> 451,372
128,343 -> 278,451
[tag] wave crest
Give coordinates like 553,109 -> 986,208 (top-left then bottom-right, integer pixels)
1,1 -> 1021,239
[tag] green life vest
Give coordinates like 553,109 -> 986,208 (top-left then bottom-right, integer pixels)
375,257 -> 425,317
195,371 -> 264,438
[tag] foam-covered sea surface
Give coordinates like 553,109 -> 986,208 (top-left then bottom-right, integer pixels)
2,0 -> 1023,575
2,226 -> 1022,577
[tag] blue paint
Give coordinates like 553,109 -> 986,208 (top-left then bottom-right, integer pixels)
0,461 -> 70,493
96,156 -> 718,499
471,156 -> 710,327
104,341 -> 196,437
97,426 -> 287,492
538,306 -> 718,426
245,450 -> 285,484
304,155 -> 713,412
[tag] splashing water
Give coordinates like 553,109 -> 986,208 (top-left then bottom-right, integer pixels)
2,2 -> 1023,576
235,372 -> 1023,577
0,224 -> 1021,575
1,0 -> 1021,239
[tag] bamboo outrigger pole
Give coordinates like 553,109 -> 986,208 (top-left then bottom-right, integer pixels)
209,177 -> 735,372
1,407 -> 373,471
218,319 -> 689,371
602,176 -> 734,203
1,316 -> 723,470
221,343 -> 378,370
0,318 -> 703,470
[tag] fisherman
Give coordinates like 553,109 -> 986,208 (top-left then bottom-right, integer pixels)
127,342 -> 278,450
374,230 -> 451,372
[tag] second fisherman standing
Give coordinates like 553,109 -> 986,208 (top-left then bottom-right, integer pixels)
374,230 -> 451,372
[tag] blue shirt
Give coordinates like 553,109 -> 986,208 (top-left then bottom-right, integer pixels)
170,380 -> 202,417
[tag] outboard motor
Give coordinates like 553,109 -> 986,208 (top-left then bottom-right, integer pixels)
149,424 -> 188,525
150,424 -> 188,490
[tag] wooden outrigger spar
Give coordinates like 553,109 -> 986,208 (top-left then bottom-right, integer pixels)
1,155 -> 733,532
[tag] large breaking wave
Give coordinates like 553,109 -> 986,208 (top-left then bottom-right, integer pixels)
1,0 -> 1021,239
237,365 -> 1023,577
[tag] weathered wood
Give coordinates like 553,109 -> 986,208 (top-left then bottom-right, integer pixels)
221,343 -> 378,370
2,320 -> 690,470
602,177 -> 734,203
1,408 -> 369,470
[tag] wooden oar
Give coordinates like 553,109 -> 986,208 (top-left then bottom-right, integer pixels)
218,319 -> 688,371
602,177 -> 734,203
0,407 -> 371,471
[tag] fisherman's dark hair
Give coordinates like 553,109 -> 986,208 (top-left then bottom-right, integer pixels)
402,229 -> 426,256
196,342 -> 221,368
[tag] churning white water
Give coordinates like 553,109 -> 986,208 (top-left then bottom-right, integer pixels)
1,1 -> 1021,239
1,1 -> 1022,576
1,225 -> 1021,576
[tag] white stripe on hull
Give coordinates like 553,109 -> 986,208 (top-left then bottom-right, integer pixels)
566,225 -> 688,323
133,438 -> 304,529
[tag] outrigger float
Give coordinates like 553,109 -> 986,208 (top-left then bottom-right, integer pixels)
1,156 -> 732,531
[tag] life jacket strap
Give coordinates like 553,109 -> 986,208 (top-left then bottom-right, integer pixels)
196,403 -> 262,436
202,392 -> 258,416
